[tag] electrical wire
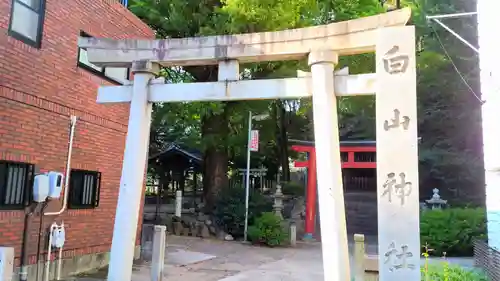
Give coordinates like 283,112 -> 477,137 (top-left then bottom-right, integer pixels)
428,22 -> 484,104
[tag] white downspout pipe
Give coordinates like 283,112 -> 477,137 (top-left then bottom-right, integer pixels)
56,222 -> 65,280
45,115 -> 77,216
44,222 -> 58,281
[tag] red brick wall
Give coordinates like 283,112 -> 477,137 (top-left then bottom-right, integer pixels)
0,0 -> 154,264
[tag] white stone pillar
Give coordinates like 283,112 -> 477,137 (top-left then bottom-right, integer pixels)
151,225 -> 166,281
309,50 -> 350,281
289,222 -> 297,247
175,190 -> 182,217
477,0 -> 500,251
376,26 -> 420,281
353,234 -> 366,281
107,61 -> 159,281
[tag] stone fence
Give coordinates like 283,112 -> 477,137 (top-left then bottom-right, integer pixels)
353,233 -> 379,281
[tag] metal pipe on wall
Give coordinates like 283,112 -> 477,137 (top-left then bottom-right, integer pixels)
41,222 -> 65,281
44,222 -> 58,281
36,202 -> 49,281
32,115 -> 77,281
19,205 -> 37,281
56,225 -> 64,281
45,115 -> 77,216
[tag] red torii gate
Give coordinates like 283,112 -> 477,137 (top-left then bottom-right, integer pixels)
291,140 -> 376,239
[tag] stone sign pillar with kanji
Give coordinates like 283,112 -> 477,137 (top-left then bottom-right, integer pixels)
376,26 -> 420,281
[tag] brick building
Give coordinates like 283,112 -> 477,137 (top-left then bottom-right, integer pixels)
0,0 -> 153,278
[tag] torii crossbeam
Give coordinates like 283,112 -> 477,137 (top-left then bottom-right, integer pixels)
80,8 -> 419,281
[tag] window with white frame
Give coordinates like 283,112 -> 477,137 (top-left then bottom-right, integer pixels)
77,31 -> 130,84
8,0 -> 46,48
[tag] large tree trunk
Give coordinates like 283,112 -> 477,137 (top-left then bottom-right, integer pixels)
278,101 -> 290,181
202,147 -> 228,210
184,65 -> 231,211
201,110 -> 229,211
271,101 -> 291,182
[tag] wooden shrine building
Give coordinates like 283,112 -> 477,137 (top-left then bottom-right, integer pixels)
148,143 -> 203,196
290,139 -> 378,238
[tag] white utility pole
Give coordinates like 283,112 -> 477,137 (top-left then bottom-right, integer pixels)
428,1 -> 500,251
477,0 -> 500,250
244,111 -> 253,242
243,112 -> 266,242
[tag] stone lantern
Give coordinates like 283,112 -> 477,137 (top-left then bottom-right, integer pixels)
273,167 -> 284,219
425,188 -> 448,210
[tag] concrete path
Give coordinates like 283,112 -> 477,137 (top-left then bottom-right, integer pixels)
73,236 -> 476,281
216,245 -> 324,281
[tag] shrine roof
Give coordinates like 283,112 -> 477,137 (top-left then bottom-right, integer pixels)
149,143 -> 202,164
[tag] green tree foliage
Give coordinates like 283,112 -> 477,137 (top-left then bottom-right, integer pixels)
404,0 -> 484,203
133,0 -> 484,206
212,186 -> 273,237
129,0 -> 341,208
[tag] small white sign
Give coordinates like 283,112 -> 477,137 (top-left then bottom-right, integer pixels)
249,130 -> 259,152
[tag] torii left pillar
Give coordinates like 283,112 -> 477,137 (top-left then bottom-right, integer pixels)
309,50 -> 350,281
107,61 -> 159,281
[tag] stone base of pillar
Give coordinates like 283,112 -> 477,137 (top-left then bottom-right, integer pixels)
302,233 -> 316,241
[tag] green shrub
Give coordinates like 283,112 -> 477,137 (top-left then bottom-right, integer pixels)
248,212 -> 288,247
282,181 -> 305,198
212,186 -> 273,238
145,190 -> 156,196
421,263 -> 487,281
420,247 -> 488,280
420,208 -> 486,257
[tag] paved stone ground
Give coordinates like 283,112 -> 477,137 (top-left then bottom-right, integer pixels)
71,236 -> 476,281
138,236 -> 308,281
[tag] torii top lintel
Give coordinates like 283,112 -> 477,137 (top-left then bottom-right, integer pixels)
78,8 -> 411,68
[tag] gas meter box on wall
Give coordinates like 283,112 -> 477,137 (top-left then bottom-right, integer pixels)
0,247 -> 14,281
51,226 -> 66,248
47,171 -> 64,199
33,174 -> 49,203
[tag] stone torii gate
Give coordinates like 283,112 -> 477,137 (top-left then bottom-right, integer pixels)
80,8 -> 419,281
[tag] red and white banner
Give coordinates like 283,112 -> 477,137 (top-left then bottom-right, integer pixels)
249,130 -> 259,152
